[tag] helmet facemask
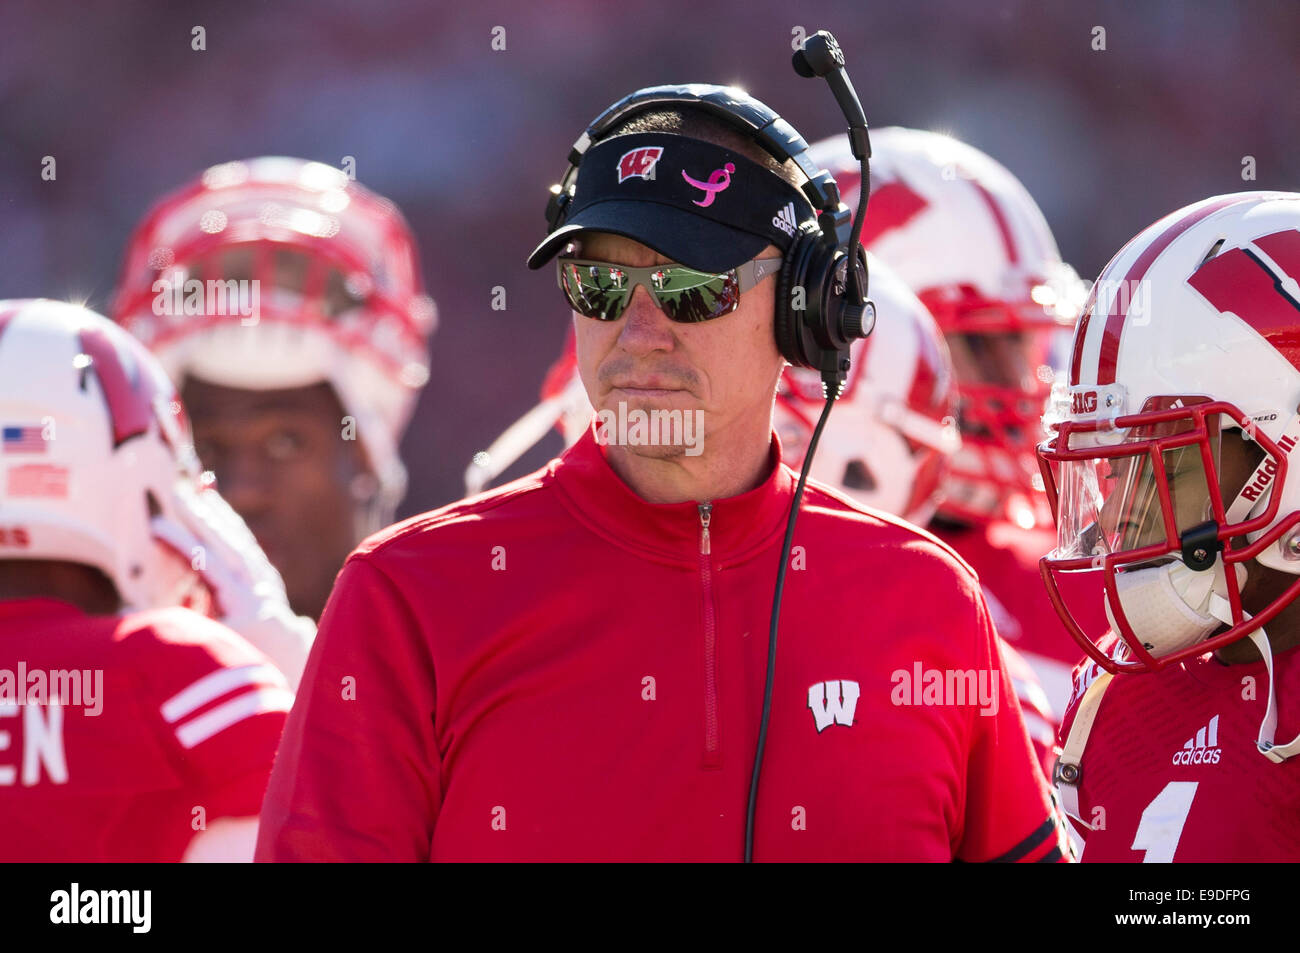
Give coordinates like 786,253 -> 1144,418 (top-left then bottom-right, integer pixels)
1040,395 -> 1300,674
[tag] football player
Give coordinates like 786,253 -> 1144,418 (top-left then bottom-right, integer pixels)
804,128 -> 1109,718
1042,191 -> 1300,861
0,299 -> 295,861
111,157 -> 437,621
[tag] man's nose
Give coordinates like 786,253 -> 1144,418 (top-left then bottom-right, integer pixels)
616,283 -> 676,353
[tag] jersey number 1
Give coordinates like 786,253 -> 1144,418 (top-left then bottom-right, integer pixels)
1131,781 -> 1198,863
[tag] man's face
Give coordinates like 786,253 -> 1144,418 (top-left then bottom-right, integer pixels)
181,376 -> 373,620
571,232 -> 785,460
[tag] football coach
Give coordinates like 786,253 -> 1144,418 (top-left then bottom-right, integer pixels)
257,82 -> 1064,862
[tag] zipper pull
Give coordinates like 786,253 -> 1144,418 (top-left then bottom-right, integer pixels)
698,502 -> 712,556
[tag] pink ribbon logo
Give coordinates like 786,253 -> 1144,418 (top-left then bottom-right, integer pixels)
681,162 -> 735,207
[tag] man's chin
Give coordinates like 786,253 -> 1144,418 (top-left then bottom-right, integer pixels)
614,441 -> 688,461
593,398 -> 707,458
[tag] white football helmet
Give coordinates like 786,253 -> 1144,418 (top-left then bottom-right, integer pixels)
1039,192 -> 1300,759
775,256 -> 961,524
0,299 -> 312,686
111,157 -> 437,515
808,127 -> 1085,529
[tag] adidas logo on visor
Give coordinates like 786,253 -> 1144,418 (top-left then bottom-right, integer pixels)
772,201 -> 798,237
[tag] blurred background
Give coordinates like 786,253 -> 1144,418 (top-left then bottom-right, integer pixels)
1,0 -> 1296,517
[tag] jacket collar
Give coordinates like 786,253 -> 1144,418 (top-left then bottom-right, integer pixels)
0,597 -> 87,621
551,423 -> 796,566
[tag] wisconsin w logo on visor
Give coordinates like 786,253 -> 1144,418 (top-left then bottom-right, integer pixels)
617,146 -> 663,183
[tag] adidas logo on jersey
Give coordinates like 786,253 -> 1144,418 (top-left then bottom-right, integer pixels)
772,202 -> 798,237
1171,714 -> 1221,765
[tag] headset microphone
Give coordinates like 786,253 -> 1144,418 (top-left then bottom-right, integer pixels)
792,31 -> 872,322
745,28 -> 874,863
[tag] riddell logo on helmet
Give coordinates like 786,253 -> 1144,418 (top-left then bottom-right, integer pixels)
1071,391 -> 1098,415
1241,434 -> 1298,501
617,147 -> 664,183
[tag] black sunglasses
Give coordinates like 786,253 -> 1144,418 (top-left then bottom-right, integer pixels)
556,255 -> 783,323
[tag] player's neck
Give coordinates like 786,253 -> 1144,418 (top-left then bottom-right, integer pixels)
603,413 -> 774,505
1215,627 -> 1300,665
1214,571 -> 1300,664
0,560 -> 123,616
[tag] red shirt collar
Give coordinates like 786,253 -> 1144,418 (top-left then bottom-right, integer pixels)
551,424 -> 797,566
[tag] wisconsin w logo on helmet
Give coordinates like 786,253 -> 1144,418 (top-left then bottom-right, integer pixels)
75,326 -> 175,450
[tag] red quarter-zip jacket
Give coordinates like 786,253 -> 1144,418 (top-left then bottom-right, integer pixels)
257,427 -> 1064,862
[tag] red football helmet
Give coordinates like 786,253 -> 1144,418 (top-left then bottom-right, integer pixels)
111,157 -> 437,512
809,128 -> 1085,530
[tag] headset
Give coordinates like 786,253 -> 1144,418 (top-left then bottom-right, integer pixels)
543,33 -> 874,388
540,30 -> 875,862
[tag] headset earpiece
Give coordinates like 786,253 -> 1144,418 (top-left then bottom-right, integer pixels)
773,226 -> 820,367
774,226 -> 869,376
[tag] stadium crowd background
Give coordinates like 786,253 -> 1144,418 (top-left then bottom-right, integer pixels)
1,0 -> 1296,515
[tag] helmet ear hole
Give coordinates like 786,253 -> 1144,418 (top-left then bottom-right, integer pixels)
1198,238 -> 1227,267
841,459 -> 876,492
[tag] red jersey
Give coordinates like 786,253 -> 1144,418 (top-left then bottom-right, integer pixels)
1059,644 -> 1300,861
0,598 -> 291,862
259,429 -> 1065,862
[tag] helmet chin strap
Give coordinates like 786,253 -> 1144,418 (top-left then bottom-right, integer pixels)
1204,592 -> 1300,762
1218,415 -> 1300,762
1239,622 -> 1300,763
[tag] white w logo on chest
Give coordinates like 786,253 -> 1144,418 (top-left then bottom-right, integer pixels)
808,680 -> 860,732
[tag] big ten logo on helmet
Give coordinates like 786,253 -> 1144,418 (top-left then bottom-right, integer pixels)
617,147 -> 664,183
1071,391 -> 1098,416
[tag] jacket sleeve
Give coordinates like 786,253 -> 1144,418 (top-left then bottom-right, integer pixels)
255,554 -> 441,861
956,593 -> 1070,863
